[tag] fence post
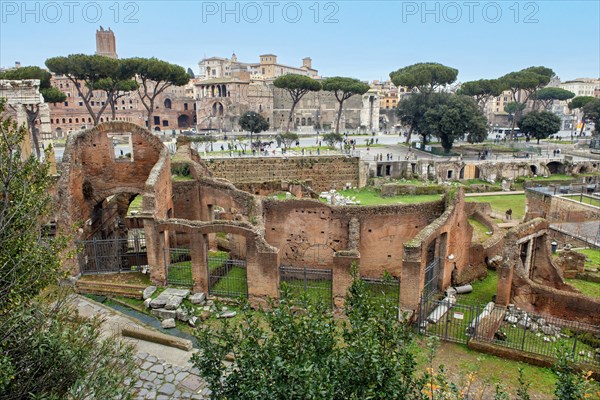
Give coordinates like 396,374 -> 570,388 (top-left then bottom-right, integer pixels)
473,304 -> 480,342
571,322 -> 579,361
416,296 -> 423,335
92,237 -> 99,274
520,318 -> 527,351
163,246 -> 168,285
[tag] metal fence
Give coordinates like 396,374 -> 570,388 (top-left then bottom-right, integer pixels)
280,266 -> 333,307
423,258 -> 440,300
164,247 -> 193,287
80,234 -> 147,274
207,251 -> 247,298
418,296 -> 600,368
362,276 -> 400,309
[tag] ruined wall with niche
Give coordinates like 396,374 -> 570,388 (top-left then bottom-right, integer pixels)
369,158 -> 598,184
204,156 -> 362,192
400,191 -> 473,311
497,218 -> 600,325
262,198 -> 447,275
56,122 -> 171,273
57,122 -> 168,232
263,199 -> 348,269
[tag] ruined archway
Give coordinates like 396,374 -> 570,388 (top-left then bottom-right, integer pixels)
57,122 -> 173,274
546,161 -> 565,175
178,114 -> 190,128
530,165 -> 538,175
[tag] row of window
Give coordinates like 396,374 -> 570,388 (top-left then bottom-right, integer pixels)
50,116 -> 131,124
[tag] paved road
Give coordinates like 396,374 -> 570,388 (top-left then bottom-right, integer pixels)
73,295 -> 210,400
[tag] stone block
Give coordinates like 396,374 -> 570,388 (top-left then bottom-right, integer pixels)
143,286 -> 157,300
189,292 -> 206,304
150,297 -> 167,309
151,308 -> 176,320
161,319 -> 176,329
165,295 -> 183,310
162,288 -> 190,297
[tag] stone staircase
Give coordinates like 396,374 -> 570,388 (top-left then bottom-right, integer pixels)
76,279 -> 145,299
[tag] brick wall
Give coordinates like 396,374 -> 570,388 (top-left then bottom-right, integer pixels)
204,156 -> 361,192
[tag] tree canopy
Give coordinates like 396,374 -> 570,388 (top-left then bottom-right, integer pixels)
517,110 -> 561,144
0,99 -> 135,398
46,54 -> 133,126
277,131 -> 299,149
582,98 -> 600,136
457,79 -> 504,109
273,74 -> 321,131
569,96 -> 595,111
123,57 -> 190,128
322,77 -> 370,133
193,271 -> 425,399
533,87 -> 575,110
239,111 -> 269,134
322,132 -> 344,149
389,62 -> 458,93
424,94 -> 488,152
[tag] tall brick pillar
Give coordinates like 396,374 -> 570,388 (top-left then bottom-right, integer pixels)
332,253 -> 359,308
495,262 -> 513,306
145,219 -> 166,285
191,232 -> 208,294
400,246 -> 424,315
246,243 -> 280,306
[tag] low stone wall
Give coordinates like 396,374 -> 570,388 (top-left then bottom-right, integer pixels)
204,156 -> 361,192
468,340 -> 600,379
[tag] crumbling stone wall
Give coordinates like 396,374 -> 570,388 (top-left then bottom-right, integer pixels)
400,190 -> 473,311
56,122 -> 172,273
497,218 -> 600,324
525,189 -> 600,222
204,156 -> 362,192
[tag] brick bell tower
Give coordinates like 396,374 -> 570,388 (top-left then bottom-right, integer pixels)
96,26 -> 117,59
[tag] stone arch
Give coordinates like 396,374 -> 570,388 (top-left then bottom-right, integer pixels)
530,165 -> 538,175
547,161 -> 565,175
178,114 -> 190,128
57,122 -> 172,274
574,164 -> 591,175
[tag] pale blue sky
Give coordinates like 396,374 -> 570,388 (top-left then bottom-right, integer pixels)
1,0 -> 599,82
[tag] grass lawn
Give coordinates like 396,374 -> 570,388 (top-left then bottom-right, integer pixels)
127,195 -> 143,216
577,248 -> 600,269
466,194 -> 526,220
424,341 -> 559,398
566,279 -> 600,299
562,194 -> 600,207
208,250 -> 229,273
282,279 -> 332,307
458,270 -> 498,304
211,266 -> 247,297
168,261 -> 192,286
337,187 -> 442,206
468,217 -> 491,244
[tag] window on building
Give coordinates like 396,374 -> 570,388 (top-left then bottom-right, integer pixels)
154,116 -> 160,125
184,103 -> 188,111
164,99 -> 172,109
163,120 -> 169,127
69,118 -> 72,123
79,102 -> 83,106
91,101 -> 95,106
62,118 -> 66,123
75,118 -> 79,123
64,102 -> 68,107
